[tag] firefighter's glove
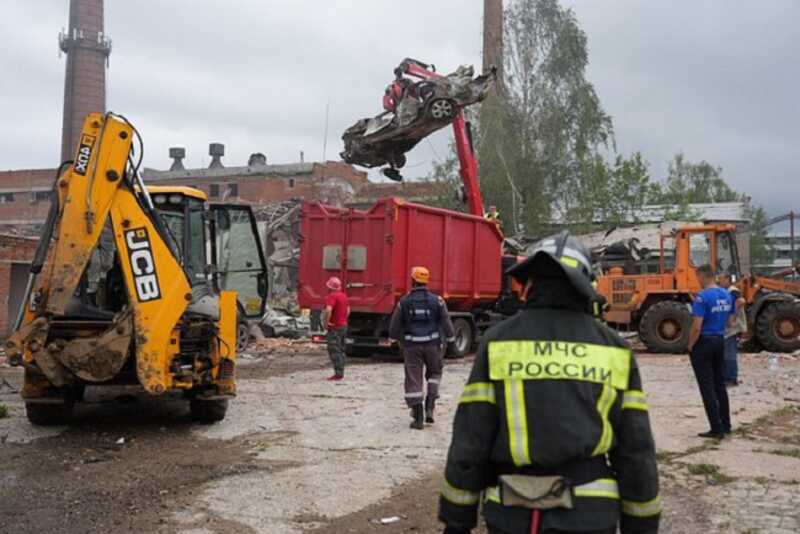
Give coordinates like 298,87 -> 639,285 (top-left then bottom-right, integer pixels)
443,527 -> 470,534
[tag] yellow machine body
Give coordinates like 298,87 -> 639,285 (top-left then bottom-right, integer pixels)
6,113 -> 264,423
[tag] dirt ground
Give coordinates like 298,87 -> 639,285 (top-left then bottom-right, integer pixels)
1,343 -> 799,534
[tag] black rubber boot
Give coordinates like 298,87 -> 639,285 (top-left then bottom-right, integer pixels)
410,404 -> 425,430
425,397 -> 436,424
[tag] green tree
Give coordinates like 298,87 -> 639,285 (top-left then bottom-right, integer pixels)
426,146 -> 466,213
570,151 -> 660,229
478,0 -> 614,234
654,152 -> 742,204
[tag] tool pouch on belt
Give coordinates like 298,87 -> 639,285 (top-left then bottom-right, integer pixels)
498,475 -> 574,510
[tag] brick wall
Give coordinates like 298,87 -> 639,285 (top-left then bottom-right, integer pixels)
0,235 -> 38,335
148,161 -> 370,206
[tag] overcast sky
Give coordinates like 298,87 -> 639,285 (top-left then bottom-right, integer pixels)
1,1 -> 798,215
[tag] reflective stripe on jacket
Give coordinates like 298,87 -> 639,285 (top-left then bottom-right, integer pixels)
439,306 -> 660,534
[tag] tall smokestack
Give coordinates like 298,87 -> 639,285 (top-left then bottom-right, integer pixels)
59,0 -> 111,162
483,0 -> 503,82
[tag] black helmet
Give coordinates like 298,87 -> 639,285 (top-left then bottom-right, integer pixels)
506,230 -> 598,301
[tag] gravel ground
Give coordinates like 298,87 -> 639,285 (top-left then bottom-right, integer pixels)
1,347 -> 798,534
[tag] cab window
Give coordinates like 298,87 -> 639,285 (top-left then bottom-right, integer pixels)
689,232 -> 711,267
716,232 -> 737,276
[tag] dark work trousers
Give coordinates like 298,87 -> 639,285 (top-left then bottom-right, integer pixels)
489,526 -> 615,534
327,326 -> 347,377
403,343 -> 443,407
690,336 -> 731,434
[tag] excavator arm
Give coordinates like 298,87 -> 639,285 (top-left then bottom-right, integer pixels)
7,113 -> 192,395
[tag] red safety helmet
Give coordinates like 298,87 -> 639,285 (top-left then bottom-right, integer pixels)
326,276 -> 342,291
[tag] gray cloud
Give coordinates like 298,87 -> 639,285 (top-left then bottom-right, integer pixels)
1,1 -> 797,215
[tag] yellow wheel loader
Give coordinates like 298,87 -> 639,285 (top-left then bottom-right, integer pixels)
5,113 -> 268,425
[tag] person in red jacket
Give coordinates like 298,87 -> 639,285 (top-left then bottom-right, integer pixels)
323,277 -> 350,381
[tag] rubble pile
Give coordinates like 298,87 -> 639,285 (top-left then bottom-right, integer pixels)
252,200 -> 309,338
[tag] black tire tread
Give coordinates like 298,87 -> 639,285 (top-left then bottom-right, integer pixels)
756,300 -> 800,353
190,399 -> 228,424
639,300 -> 692,354
25,402 -> 73,426
446,318 -> 473,359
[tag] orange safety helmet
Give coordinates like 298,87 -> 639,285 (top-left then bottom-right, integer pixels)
410,266 -> 430,285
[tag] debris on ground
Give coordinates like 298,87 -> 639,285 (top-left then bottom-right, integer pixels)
259,305 -> 310,339
251,200 -> 317,339
249,337 -> 318,354
253,200 -> 302,313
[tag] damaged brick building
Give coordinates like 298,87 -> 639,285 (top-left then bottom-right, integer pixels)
0,145 -> 438,333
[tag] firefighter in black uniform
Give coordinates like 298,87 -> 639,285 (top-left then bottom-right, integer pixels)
439,232 -> 660,534
390,266 -> 456,430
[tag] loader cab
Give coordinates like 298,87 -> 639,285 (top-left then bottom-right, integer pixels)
149,186 -> 268,320
670,225 -> 741,291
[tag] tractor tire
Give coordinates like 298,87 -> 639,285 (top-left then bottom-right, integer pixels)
755,301 -> 800,353
25,401 -> 74,426
638,301 -> 692,354
446,318 -> 474,359
190,399 -> 228,424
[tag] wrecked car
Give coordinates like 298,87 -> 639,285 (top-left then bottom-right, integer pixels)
340,59 -> 495,180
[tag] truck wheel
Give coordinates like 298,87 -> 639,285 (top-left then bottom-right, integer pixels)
190,399 -> 228,424
447,318 -> 474,359
756,301 -> 800,352
25,401 -> 73,426
639,301 -> 691,354
345,346 -> 373,358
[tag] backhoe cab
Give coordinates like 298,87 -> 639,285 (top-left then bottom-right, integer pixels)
6,113 -> 267,425
597,224 -> 800,353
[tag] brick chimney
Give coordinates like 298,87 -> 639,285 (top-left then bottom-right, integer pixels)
483,0 -> 503,83
59,0 -> 112,162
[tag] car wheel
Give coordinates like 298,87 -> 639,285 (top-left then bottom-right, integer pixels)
237,319 -> 251,353
428,99 -> 455,121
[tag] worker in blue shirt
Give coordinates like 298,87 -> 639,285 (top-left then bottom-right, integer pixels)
687,264 -> 734,439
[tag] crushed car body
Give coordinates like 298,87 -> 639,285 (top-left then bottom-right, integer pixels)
340,59 -> 495,178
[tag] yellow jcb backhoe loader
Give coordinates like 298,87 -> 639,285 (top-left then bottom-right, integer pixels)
5,112 -> 268,425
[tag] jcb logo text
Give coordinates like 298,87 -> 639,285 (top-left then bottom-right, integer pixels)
125,228 -> 162,302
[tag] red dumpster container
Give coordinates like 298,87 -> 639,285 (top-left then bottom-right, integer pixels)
298,198 -> 504,316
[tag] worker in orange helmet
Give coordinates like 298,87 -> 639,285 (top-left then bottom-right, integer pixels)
323,276 -> 350,381
389,266 -> 456,429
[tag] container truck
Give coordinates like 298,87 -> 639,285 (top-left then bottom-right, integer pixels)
298,199 -> 521,357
